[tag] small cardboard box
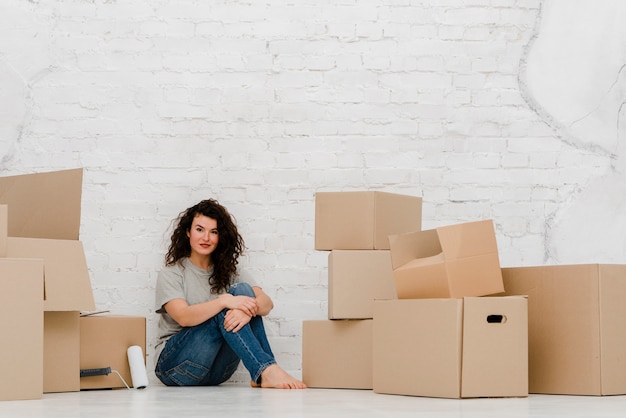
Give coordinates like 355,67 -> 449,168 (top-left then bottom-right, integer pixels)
302,319 -> 372,389
328,250 -> 396,319
388,219 -> 504,299
315,191 -> 422,250
0,169 -> 96,394
373,297 -> 528,399
80,315 -> 147,390
0,259 -> 44,401
501,264 -> 626,395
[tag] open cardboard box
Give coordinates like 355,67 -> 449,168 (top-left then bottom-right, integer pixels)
388,219 -> 504,298
315,191 -> 422,250
501,264 -> 626,395
373,297 -> 528,399
0,169 -> 96,394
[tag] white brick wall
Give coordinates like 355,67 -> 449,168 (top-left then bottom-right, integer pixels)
1,0 -> 624,384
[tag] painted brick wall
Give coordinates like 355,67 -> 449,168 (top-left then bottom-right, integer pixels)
1,0 -> 623,383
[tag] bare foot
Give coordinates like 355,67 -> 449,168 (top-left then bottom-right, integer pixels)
258,364 -> 307,389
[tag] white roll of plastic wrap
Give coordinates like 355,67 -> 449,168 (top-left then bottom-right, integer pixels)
127,345 -> 149,389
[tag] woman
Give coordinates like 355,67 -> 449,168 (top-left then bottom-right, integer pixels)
154,199 -> 306,389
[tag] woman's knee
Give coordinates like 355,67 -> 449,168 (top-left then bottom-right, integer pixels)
229,282 -> 255,297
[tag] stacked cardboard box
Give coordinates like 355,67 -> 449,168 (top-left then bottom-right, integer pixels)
0,169 -> 146,401
303,191 -> 529,399
303,191 -> 422,389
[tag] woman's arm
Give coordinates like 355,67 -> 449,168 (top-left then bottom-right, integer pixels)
164,293 -> 258,327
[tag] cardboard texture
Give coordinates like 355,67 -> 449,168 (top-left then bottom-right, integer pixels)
315,191 -> 422,250
328,250 -> 397,319
501,264 -> 626,396
388,219 -> 504,299
44,312 -> 81,393
0,169 -> 95,394
0,259 -> 44,401
302,320 -> 373,389
373,297 -> 528,399
6,237 -> 95,312
0,205 -> 6,257
80,315 -> 147,390
0,168 -> 83,240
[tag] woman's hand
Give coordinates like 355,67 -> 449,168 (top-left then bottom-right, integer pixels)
219,294 -> 258,317
224,308 -> 252,333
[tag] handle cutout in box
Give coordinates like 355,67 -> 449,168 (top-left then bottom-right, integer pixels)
486,314 -> 506,324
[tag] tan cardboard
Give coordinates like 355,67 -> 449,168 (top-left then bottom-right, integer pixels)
0,168 -> 83,240
328,250 -> 396,319
315,191 -> 422,250
501,264 -> 626,395
6,237 -> 95,312
0,205 -> 6,257
0,259 -> 44,401
302,320 -> 373,389
44,312 -> 81,393
0,169 -> 95,394
373,297 -> 528,399
80,315 -> 147,390
388,219 -> 504,299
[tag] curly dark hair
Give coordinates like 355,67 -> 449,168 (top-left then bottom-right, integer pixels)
165,199 -> 244,294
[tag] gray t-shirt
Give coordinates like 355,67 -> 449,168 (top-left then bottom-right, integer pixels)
154,257 -> 258,360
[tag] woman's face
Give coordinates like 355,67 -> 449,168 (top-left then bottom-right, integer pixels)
187,214 -> 219,261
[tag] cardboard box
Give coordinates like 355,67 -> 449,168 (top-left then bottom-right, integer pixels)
302,320 -> 373,389
501,264 -> 626,395
328,250 -> 396,319
373,297 -> 528,399
0,259 -> 44,401
80,315 -> 147,390
0,169 -> 96,394
315,191 -> 422,250
388,219 -> 504,299
0,168 -> 83,240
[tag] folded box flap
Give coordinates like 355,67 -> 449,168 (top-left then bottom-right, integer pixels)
6,237 -> 96,312
436,219 -> 498,259
388,229 -> 442,269
0,168 -> 83,240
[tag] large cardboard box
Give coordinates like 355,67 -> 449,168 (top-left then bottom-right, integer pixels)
373,297 -> 528,399
0,205 -> 6,257
315,191 -> 422,250
328,250 -> 396,319
80,315 -> 147,390
501,264 -> 626,395
302,320 -> 372,389
388,219 -> 504,299
0,170 -> 96,393
0,259 -> 44,401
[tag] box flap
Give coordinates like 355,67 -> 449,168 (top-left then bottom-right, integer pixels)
6,237 -> 96,311
0,168 -> 83,240
436,219 -> 498,259
388,229 -> 441,269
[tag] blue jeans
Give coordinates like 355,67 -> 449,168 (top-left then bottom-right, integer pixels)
155,282 -> 277,386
